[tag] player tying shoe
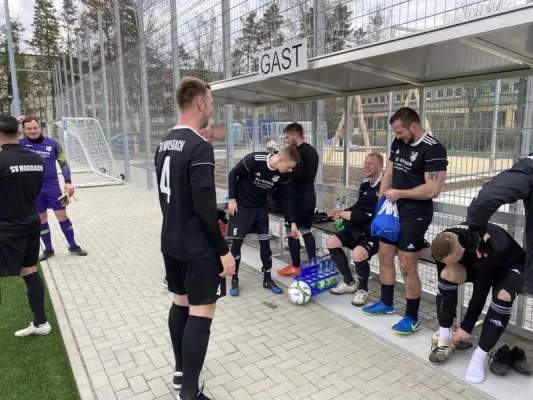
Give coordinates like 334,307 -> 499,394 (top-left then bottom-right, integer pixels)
327,153 -> 383,306
277,123 -> 319,277
0,114 -> 51,337
363,107 -> 448,335
466,156 -> 533,295
430,223 -> 529,383
155,77 -> 235,400
227,146 -> 300,296
18,116 -> 87,261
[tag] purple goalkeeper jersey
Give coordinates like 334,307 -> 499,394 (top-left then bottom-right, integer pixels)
19,135 -> 72,186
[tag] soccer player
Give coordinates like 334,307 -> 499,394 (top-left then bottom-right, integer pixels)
0,114 -> 51,337
363,107 -> 448,335
155,77 -> 235,400
227,146 -> 300,296
430,223 -> 527,383
18,116 -> 87,261
466,157 -> 533,295
277,123 -> 320,277
327,153 -> 383,306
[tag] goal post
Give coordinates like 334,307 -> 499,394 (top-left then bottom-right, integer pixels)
47,117 -> 125,188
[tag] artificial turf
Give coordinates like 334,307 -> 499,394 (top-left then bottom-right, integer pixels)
0,267 -> 80,400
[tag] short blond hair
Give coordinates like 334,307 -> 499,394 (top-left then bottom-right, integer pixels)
367,152 -> 384,167
278,145 -> 300,163
175,77 -> 211,109
431,232 -> 462,263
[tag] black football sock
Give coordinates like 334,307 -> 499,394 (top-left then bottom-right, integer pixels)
181,316 -> 212,398
169,303 -> 189,372
287,237 -> 301,267
23,272 -> 47,326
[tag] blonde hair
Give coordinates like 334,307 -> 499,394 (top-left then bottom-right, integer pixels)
367,152 -> 384,167
175,77 -> 211,109
278,145 -> 300,163
431,232 -> 462,263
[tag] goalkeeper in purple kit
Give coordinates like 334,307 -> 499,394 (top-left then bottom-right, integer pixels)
18,116 -> 87,260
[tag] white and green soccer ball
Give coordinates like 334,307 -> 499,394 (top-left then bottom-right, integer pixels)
287,281 -> 312,305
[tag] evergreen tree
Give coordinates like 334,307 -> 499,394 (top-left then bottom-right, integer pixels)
326,3 -> 353,52
0,19 -> 27,114
258,4 -> 284,51
61,0 -> 78,51
233,11 -> 261,73
298,6 -> 314,50
28,0 -> 61,66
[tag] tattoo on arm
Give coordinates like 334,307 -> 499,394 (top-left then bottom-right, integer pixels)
428,171 -> 440,181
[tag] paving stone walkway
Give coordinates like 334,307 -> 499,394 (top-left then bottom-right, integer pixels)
42,183 -> 493,400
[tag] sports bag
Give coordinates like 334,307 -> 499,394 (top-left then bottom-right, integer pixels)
370,197 -> 401,242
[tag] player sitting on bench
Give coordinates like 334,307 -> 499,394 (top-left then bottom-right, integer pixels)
430,222 -> 527,383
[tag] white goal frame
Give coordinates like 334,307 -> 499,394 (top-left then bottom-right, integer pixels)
48,117 -> 124,188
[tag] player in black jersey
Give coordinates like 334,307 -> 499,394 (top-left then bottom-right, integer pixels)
0,114 -> 51,338
327,153 -> 383,306
363,107 -> 448,335
277,123 -> 320,277
154,77 -> 235,400
430,223 -> 527,383
227,147 -> 300,296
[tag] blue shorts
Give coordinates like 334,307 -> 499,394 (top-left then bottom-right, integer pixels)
37,184 -> 65,213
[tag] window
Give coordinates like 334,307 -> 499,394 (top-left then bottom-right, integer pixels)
395,94 -> 402,102
455,87 -> 462,97
490,83 -> 496,93
501,83 -> 509,93
497,111 -> 506,128
361,97 -> 366,104
513,82 -> 520,92
374,96 -> 379,104
364,117 -> 373,129
437,89 -> 444,98
379,95 -> 385,103
367,97 -> 372,104
426,91 -> 432,100
376,117 -> 388,130
446,88 -> 454,97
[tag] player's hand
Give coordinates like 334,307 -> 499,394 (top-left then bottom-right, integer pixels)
476,233 -> 490,258
228,199 -> 238,216
64,183 -> 75,197
16,115 -> 25,124
384,189 -> 401,203
453,327 -> 470,343
58,191 -> 70,206
219,251 -> 236,277
327,209 -> 339,218
291,223 -> 300,240
338,211 -> 351,220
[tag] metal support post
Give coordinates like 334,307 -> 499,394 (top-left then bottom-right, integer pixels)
98,11 -> 112,144
4,0 -> 21,117
252,107 -> 259,152
387,91 -> 394,151
62,54 -> 71,116
222,0 -> 234,184
343,96 -> 350,188
419,88 -> 427,130
85,29 -> 97,118
138,0 -> 153,190
113,0 -> 130,180
56,62 -> 65,117
169,0 -> 181,120
68,46 -> 78,116
490,79 -> 502,174
76,38 -> 86,117
52,66 -> 60,118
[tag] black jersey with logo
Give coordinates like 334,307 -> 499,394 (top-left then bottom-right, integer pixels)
291,143 -> 319,193
228,152 -> 291,210
389,134 -> 448,216
154,126 -> 216,260
0,144 -> 44,238
354,174 -> 382,215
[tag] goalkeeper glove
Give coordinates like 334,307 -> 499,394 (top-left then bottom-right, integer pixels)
217,209 -> 228,224
58,191 -> 71,206
351,209 -> 373,223
457,229 -> 489,253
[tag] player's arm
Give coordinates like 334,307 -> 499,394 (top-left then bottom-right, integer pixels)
396,144 -> 448,200
460,280 -> 492,334
467,158 -> 533,233
189,141 -> 229,256
228,154 -> 253,200
54,141 -> 72,184
379,162 -> 393,198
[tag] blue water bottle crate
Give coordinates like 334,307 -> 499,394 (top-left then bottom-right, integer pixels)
295,254 -> 339,297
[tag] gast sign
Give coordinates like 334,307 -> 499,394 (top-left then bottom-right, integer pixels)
259,39 -> 308,78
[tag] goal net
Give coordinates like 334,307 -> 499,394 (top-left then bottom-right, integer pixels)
47,118 -> 124,188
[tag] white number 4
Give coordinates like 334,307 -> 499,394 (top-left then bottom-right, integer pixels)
160,156 -> 171,203
216,284 -> 221,296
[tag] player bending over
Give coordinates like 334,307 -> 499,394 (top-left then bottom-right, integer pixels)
0,114 -> 51,337
277,123 -> 319,277
227,146 -> 300,296
155,77 -> 235,400
327,153 -> 383,306
430,223 -> 527,383
18,116 -> 87,261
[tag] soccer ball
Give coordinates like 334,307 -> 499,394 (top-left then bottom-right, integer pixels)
287,281 -> 312,305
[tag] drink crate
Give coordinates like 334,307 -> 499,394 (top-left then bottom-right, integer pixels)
294,254 -> 338,297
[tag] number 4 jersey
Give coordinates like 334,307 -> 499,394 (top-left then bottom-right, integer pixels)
154,126 -> 216,260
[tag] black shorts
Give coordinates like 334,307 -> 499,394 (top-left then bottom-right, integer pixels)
163,253 -> 226,305
380,215 -> 432,252
334,223 -> 379,259
285,191 -> 316,231
227,208 -> 269,240
0,231 -> 40,277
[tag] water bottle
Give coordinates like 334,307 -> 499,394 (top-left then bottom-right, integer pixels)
317,259 -> 325,290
